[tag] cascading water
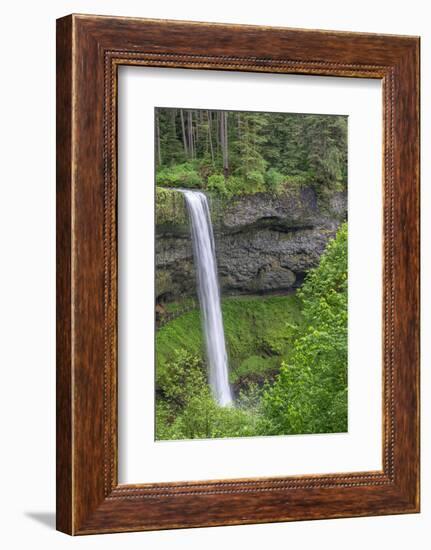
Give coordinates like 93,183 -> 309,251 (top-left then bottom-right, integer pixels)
180,190 -> 233,406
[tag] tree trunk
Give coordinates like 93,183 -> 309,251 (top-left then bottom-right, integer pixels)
196,110 -> 201,151
155,110 -> 162,165
188,110 -> 194,159
207,110 -> 215,165
216,111 -> 220,153
221,111 -> 229,176
180,109 -> 188,157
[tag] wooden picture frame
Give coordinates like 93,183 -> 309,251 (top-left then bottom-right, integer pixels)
56,14 -> 420,535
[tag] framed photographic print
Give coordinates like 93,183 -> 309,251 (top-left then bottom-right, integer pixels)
56,14 -> 420,535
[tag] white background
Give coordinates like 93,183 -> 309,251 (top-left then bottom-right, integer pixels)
118,68 -> 382,483
0,0 -> 428,548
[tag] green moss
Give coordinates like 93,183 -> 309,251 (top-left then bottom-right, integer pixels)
155,294 -> 302,389
229,355 -> 279,385
163,298 -> 197,314
222,295 -> 302,362
156,309 -> 203,382
155,186 -> 187,226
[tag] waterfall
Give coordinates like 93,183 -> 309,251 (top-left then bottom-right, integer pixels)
180,190 -> 233,406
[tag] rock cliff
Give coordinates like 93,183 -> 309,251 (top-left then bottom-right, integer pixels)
155,187 -> 347,302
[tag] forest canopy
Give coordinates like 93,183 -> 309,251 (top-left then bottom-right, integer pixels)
155,107 -> 348,196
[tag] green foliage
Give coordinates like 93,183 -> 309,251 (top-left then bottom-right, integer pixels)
305,115 -> 348,187
225,175 -> 249,196
156,295 -> 302,386
230,355 -> 278,385
156,309 -> 203,383
260,223 -> 348,435
155,108 -> 348,197
157,349 -> 207,413
207,174 -> 228,197
155,227 -> 348,441
231,112 -> 268,183
155,348 -> 262,440
244,170 -> 265,190
156,295 -> 303,440
218,174 -> 269,198
265,168 -> 285,193
168,397 -> 261,440
156,162 -> 202,188
221,295 -> 302,365
155,186 -> 188,226
284,173 -> 313,188
236,381 -> 264,411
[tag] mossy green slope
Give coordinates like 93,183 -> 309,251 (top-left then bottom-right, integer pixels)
156,294 -> 302,390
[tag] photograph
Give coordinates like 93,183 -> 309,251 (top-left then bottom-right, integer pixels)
0,1 -> 423,544
155,107 -> 348,440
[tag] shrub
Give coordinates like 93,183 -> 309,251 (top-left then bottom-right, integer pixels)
168,394 -> 261,440
226,175 -> 247,196
156,349 -> 207,413
236,381 -> 264,411
207,174 -> 228,196
156,355 -> 263,440
156,162 -> 201,188
245,170 -> 265,190
261,223 -> 348,435
265,168 -> 285,193
284,173 -> 313,188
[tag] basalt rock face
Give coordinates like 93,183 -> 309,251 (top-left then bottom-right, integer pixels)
155,187 -> 347,301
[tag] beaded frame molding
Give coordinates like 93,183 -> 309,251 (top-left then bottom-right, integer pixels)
56,14 -> 420,535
